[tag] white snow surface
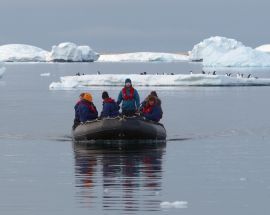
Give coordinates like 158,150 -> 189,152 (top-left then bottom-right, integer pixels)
98,52 -> 189,62
49,42 -> 99,62
49,74 -> 270,90
160,201 -> 188,209
0,44 -> 49,62
255,44 -> 270,54
190,36 -> 270,67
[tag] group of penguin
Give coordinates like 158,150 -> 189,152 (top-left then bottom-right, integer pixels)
75,70 -> 257,79
198,70 -> 257,79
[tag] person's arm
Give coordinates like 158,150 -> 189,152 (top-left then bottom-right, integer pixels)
134,90 -> 140,110
117,91 -> 123,105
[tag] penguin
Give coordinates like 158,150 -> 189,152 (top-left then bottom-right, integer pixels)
213,71 -> 216,75
97,71 -> 101,75
190,71 -> 193,75
143,72 -> 147,75
247,74 -> 251,78
171,73 -> 174,75
202,71 -> 206,74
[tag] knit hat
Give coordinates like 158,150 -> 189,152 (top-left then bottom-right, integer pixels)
83,93 -> 93,102
125,78 -> 132,84
102,91 -> 109,99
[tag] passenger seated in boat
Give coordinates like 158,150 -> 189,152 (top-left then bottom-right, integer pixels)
140,91 -> 162,111
73,93 -> 85,129
100,91 -> 120,118
141,95 -> 163,122
117,78 -> 140,116
77,93 -> 98,123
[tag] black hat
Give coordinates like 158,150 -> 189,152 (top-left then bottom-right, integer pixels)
102,91 -> 109,99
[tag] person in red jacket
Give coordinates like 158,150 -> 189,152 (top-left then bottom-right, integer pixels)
77,93 -> 98,123
142,95 -> 163,122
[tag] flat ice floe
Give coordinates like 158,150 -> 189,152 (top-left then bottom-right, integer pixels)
49,74 -> 270,90
98,52 -> 189,62
160,201 -> 188,209
40,73 -> 51,77
0,44 -> 49,62
190,36 -> 270,67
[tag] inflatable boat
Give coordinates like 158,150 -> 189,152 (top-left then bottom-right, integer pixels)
72,116 -> 166,141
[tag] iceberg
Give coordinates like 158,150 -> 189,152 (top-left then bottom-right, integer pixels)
48,42 -> 99,62
190,36 -> 270,67
98,52 -> 189,62
0,44 -> 49,62
49,74 -> 270,90
255,44 -> 270,54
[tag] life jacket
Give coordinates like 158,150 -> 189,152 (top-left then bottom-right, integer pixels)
104,98 -> 115,103
81,100 -> 97,113
122,87 -> 135,100
142,103 -> 154,114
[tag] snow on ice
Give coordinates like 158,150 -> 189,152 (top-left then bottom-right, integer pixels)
49,74 -> 270,90
190,36 -> 270,67
0,44 -> 49,62
98,52 -> 189,62
255,44 -> 270,54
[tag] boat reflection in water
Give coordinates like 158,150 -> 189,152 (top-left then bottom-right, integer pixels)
73,140 -> 166,213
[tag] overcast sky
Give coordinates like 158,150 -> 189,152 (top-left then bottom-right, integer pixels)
0,0 -> 269,52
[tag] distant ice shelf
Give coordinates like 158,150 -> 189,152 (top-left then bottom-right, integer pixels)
98,52 -> 189,62
49,74 -> 270,90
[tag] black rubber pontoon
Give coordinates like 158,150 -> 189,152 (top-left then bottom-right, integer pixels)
72,116 -> 166,141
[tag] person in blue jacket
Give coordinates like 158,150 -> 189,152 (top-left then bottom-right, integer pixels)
141,95 -> 163,122
77,93 -> 98,123
100,91 -> 120,118
117,78 -> 140,116
73,93 -> 85,129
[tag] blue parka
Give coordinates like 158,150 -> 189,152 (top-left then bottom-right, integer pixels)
100,98 -> 120,118
143,105 -> 163,122
78,100 -> 98,122
117,87 -> 140,111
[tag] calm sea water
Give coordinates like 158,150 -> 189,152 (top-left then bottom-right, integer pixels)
1,62 -> 270,215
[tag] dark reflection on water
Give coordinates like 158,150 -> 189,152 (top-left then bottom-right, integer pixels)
73,141 -> 166,213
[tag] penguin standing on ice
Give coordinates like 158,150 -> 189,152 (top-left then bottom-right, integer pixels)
213,71 -> 216,75
202,71 -> 206,74
97,71 -> 101,75
247,74 -> 251,78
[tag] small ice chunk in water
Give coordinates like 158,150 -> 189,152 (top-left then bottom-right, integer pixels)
40,73 -> 51,77
160,201 -> 188,209
104,188 -> 109,193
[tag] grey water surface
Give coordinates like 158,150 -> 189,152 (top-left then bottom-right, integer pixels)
1,62 -> 270,215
